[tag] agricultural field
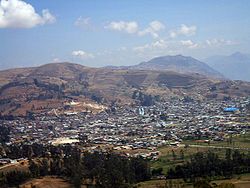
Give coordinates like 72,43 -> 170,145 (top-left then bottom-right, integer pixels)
151,133 -> 250,175
137,174 -> 250,188
183,133 -> 250,149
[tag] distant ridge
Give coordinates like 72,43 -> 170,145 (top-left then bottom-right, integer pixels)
204,52 -> 250,81
0,62 -> 250,117
108,55 -> 224,79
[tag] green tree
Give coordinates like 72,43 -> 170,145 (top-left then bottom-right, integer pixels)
193,180 -> 211,188
180,149 -> 184,160
40,158 -> 49,176
0,125 -> 10,144
5,171 -> 31,187
172,150 -> 177,161
29,160 -> 40,177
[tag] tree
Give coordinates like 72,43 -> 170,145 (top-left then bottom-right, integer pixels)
26,111 -> 35,120
180,149 -> 184,160
172,150 -> 177,161
29,160 -> 40,177
28,146 -> 34,160
131,157 -> 151,183
5,171 -> 31,187
152,168 -> 163,176
227,134 -> 233,145
225,149 -> 232,161
0,125 -> 11,144
193,180 -> 211,188
40,158 -> 49,176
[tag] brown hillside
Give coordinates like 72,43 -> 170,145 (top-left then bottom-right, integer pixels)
0,62 -> 249,117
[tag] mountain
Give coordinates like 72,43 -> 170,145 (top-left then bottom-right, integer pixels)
130,55 -> 224,78
204,52 -> 250,81
0,62 -> 250,117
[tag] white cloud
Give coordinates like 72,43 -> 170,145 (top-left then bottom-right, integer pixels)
179,24 -> 196,36
74,16 -> 90,27
52,58 -> 61,63
0,0 -> 55,28
105,21 -> 138,34
133,39 -> 167,53
149,20 -> 165,31
169,31 -> 177,38
181,40 -> 198,49
133,44 -> 151,53
169,24 -> 197,38
105,20 -> 165,38
152,39 -> 167,48
72,50 -> 94,59
41,9 -> 56,24
138,20 -> 165,38
206,38 -> 235,47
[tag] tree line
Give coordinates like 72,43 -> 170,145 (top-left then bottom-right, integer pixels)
167,149 -> 250,182
0,144 -> 151,188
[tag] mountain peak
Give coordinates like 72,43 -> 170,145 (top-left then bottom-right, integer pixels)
29,62 -> 90,78
134,55 -> 223,78
230,52 -> 245,57
231,51 -> 242,56
229,52 -> 250,61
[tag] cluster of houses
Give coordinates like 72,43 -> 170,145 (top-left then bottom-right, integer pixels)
0,96 -> 249,160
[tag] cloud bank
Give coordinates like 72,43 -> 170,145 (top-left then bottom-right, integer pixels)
105,21 -> 138,34
0,0 -> 55,28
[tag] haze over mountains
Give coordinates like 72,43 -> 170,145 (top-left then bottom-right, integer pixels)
1,53 -> 250,82
204,52 -> 250,81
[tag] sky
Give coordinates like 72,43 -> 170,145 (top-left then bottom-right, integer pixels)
0,0 -> 250,69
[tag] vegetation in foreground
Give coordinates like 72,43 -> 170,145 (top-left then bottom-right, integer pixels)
151,133 -> 250,175
0,143 -> 250,187
167,149 -> 250,180
1,130 -> 250,187
0,146 -> 150,188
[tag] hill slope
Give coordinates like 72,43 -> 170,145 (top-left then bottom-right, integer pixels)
0,62 -> 249,117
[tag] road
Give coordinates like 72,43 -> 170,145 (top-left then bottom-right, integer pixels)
179,144 -> 250,150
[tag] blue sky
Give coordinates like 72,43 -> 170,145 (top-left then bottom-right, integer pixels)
0,0 -> 250,69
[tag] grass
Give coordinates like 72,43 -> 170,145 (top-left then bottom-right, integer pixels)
151,145 -> 221,174
183,133 -> 250,149
150,133 -> 250,175
136,180 -> 166,188
137,174 -> 250,188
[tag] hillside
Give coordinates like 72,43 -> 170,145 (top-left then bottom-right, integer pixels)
130,55 -> 224,78
0,62 -> 249,117
204,52 -> 250,81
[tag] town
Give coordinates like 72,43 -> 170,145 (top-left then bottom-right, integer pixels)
1,96 -> 249,162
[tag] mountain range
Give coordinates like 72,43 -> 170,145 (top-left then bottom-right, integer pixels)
204,52 -> 250,81
107,55 -> 224,79
0,57 -> 250,117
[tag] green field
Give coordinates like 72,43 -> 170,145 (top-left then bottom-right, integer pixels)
183,133 -> 250,149
136,175 -> 250,188
151,133 -> 250,175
